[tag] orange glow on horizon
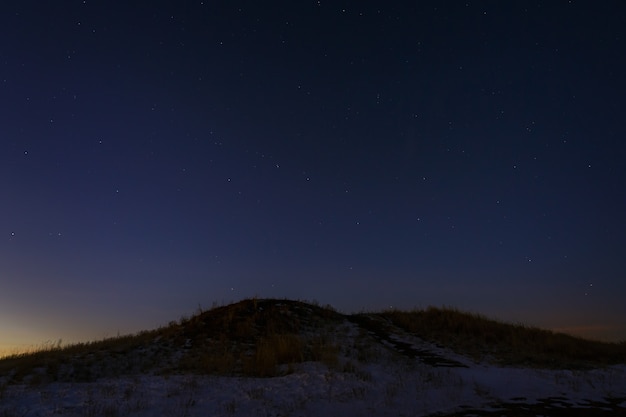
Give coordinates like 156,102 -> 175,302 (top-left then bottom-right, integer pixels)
550,324 -> 626,343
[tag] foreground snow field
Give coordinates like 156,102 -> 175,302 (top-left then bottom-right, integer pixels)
2,358 -> 626,416
2,300 -> 625,416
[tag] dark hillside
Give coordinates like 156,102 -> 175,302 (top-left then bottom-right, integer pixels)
1,299 -> 625,387
380,307 -> 626,368
0,299 -> 347,383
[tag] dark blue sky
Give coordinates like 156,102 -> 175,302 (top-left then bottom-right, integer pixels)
2,1 -> 625,352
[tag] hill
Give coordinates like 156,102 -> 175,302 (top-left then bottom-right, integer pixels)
1,298 -> 625,416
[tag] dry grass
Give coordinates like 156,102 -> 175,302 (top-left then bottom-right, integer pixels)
245,333 -> 304,376
0,329 -> 163,384
174,298 -> 342,377
1,299 -> 625,385
380,306 -> 626,368
0,298 -> 343,381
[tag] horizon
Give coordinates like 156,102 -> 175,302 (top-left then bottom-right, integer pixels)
2,2 -> 625,354
2,296 -> 624,359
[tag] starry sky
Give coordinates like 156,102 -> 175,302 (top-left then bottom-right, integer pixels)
2,1 -> 626,354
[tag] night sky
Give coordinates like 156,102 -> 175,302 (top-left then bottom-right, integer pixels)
2,1 -> 626,354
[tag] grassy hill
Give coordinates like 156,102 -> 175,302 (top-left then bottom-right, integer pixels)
1,298 -> 625,386
381,307 -> 626,368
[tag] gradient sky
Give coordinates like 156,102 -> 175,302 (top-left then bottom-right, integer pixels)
2,1 -> 625,354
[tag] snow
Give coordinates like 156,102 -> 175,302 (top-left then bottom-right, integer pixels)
0,363 -> 626,417
1,317 -> 625,416
2,362 -> 625,416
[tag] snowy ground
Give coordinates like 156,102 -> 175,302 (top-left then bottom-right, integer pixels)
2,361 -> 625,416
2,315 -> 625,416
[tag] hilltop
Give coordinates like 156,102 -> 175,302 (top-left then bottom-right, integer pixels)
1,298 -> 625,416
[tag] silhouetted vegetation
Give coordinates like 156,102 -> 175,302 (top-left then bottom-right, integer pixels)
1,299 -> 625,386
0,299 -> 344,383
380,306 -> 626,368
